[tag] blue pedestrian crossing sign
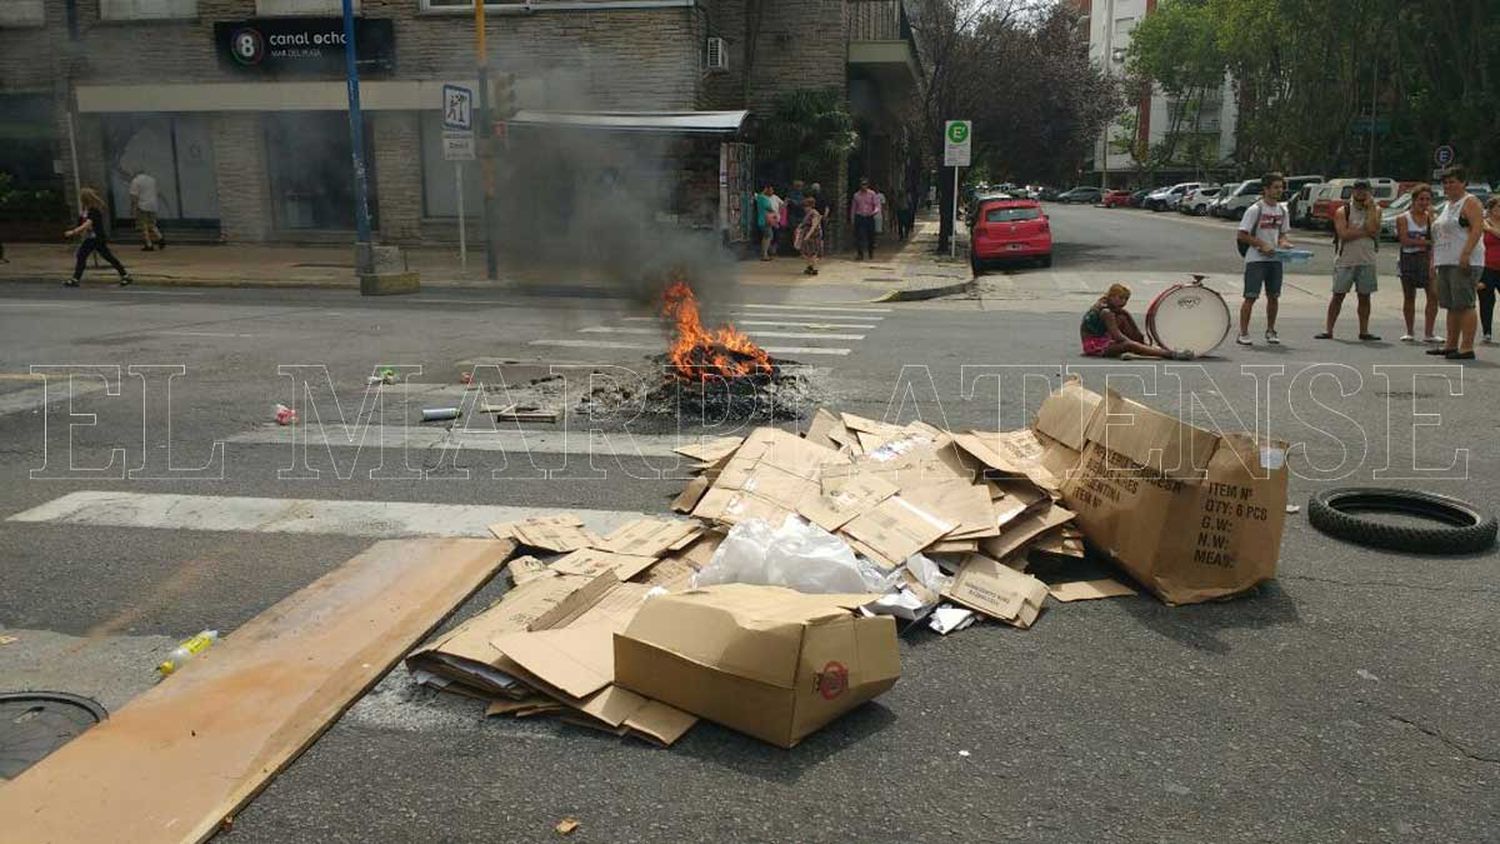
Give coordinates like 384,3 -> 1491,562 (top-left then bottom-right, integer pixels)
1434,145 -> 1455,168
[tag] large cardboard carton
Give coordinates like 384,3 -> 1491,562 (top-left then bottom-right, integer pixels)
613,585 -> 901,748
1036,385 -> 1288,605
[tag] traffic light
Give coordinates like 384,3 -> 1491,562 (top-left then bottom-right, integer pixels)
490,72 -> 517,120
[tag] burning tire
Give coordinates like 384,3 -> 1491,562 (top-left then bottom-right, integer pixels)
1307,487 -> 1497,555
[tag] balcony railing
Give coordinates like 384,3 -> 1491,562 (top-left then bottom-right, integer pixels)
848,0 -> 907,42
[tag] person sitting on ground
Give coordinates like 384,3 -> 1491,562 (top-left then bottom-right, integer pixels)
1080,283 -> 1192,359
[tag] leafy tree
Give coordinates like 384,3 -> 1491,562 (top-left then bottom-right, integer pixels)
756,88 -> 859,182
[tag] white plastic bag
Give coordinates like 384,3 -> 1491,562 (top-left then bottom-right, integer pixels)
865,554 -> 953,621
693,515 -> 898,594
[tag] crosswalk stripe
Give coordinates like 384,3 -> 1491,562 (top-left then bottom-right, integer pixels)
227,425 -> 722,457
7,491 -> 643,539
577,326 -> 865,341
742,303 -> 892,314
619,317 -> 880,329
529,338 -> 852,356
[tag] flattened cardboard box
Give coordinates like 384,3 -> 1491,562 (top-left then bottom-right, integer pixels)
614,584 -> 901,748
943,553 -> 1049,628
1044,386 -> 1288,605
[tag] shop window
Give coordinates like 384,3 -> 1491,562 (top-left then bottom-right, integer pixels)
256,0 -> 360,15
265,112 -> 378,231
418,112 -> 482,218
103,115 -> 221,225
0,0 -> 44,27
100,0 -> 197,20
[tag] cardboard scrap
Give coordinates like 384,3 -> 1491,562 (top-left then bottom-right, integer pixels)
506,555 -> 551,585
1048,578 -> 1137,602
550,547 -> 660,583
979,503 -> 1076,563
671,475 -> 711,513
673,436 -> 745,464
841,495 -> 957,568
556,818 -> 581,836
797,470 -> 899,532
943,553 -> 1050,629
599,517 -> 703,558
615,585 -> 899,748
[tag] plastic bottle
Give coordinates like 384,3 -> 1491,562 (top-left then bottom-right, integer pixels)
157,630 -> 219,677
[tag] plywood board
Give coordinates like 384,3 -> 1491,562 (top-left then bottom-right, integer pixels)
0,537 -> 513,844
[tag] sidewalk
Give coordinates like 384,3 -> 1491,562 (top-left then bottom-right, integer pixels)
0,211 -> 971,301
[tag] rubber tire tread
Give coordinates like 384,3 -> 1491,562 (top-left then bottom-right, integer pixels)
1307,487 -> 1497,555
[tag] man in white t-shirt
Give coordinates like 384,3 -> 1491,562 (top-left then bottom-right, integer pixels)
1235,172 -> 1292,345
128,170 -> 164,251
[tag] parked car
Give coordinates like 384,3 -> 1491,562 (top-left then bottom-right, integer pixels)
1180,185 -> 1223,215
1101,189 -> 1134,208
1290,182 -> 1323,227
1127,188 -> 1152,207
1379,191 -> 1414,240
1055,186 -> 1104,204
970,197 -> 1052,273
1144,182 -> 1202,211
1216,179 -> 1271,219
1281,174 -> 1325,225
1309,177 -> 1399,229
1038,186 -> 1065,201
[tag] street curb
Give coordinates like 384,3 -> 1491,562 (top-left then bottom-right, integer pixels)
870,277 -> 975,302
0,273 -> 358,290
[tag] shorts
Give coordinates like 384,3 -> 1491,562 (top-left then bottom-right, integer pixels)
1242,260 -> 1283,299
1398,251 -> 1431,292
1436,264 -> 1479,310
1333,264 -> 1377,295
1081,334 -> 1114,357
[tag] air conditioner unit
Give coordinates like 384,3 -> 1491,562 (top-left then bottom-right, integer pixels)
705,37 -> 728,71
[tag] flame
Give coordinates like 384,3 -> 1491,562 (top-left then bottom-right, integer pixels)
662,278 -> 774,381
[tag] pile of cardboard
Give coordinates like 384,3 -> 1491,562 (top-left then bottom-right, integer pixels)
406,379 -> 1289,748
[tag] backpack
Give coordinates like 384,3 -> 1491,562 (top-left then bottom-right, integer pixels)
1236,203 -> 1263,257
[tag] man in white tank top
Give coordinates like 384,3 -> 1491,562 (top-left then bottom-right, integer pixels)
1317,179 -> 1381,341
1429,167 -> 1487,360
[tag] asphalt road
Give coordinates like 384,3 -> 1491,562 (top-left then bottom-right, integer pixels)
0,210 -> 1496,842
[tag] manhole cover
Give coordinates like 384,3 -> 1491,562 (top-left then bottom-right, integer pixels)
0,691 -> 108,779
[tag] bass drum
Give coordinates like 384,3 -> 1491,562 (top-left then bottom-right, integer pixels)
1146,283 -> 1231,356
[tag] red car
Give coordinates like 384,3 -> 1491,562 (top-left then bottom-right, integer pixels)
1101,189 -> 1133,208
971,198 -> 1052,272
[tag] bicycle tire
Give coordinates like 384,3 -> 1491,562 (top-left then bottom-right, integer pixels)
1307,487 -> 1497,555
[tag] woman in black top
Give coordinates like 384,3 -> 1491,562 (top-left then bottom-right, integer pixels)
63,187 -> 131,287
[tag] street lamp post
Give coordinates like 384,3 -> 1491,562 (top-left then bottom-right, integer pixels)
340,0 -> 374,278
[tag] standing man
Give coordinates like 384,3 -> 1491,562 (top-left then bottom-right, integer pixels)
850,178 -> 881,260
1317,179 -> 1382,340
1235,172 -> 1293,346
129,169 -> 164,251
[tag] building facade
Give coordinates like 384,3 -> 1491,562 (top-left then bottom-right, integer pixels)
1081,0 -> 1236,186
0,0 -> 919,247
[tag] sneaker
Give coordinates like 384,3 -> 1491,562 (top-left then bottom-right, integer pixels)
1265,330 -> 1281,345
1422,335 -> 1442,344
1426,347 -> 1456,355
1235,335 -> 1253,346
1399,334 -> 1415,342
1484,334 -> 1494,344
1358,333 -> 1381,341
119,274 -> 132,286
63,278 -> 79,287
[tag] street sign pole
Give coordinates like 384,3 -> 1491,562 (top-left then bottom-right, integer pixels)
456,161 -> 467,272
474,0 -> 498,280
943,120 -> 972,260
951,167 -> 959,258
340,0 -> 374,277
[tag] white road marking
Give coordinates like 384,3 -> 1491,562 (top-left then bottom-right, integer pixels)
621,315 -> 885,325
528,338 -> 852,356
8,491 -> 645,538
157,330 -> 259,338
741,303 -> 892,314
577,326 -> 865,341
0,380 -> 108,417
732,320 -> 879,330
227,425 -> 708,458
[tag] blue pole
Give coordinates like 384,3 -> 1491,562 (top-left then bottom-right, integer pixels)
341,0 -> 374,274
